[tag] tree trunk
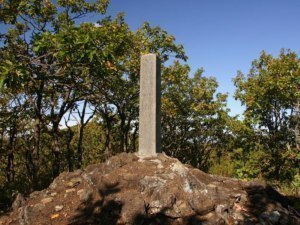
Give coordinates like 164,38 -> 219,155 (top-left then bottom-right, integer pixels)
103,114 -> 112,159
295,100 -> 300,150
65,111 -> 75,172
31,79 -> 44,184
131,122 -> 138,152
119,112 -> 128,152
124,118 -> 131,152
77,124 -> 84,168
6,145 -> 15,182
52,122 -> 61,178
120,117 -> 125,152
66,127 -> 74,172
28,116 -> 41,187
33,118 -> 41,162
76,100 -> 94,168
6,122 -> 16,182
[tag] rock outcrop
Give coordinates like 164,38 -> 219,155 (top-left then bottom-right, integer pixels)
0,153 -> 299,225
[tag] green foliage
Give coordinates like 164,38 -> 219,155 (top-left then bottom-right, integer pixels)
161,61 -> 231,170
208,50 -> 300,198
234,50 -> 299,131
232,49 -> 300,182
77,119 -> 107,166
209,154 -> 235,177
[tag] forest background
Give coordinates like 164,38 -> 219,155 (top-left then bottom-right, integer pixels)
0,0 -> 299,211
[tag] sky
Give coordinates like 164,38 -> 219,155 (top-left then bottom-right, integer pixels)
99,0 -> 300,116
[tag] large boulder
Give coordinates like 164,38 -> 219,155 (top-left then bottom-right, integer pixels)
0,153 -> 299,225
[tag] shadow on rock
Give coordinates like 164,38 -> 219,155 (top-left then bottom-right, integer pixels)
287,195 -> 300,212
245,184 -> 300,225
132,207 -> 208,225
133,207 -> 174,225
70,183 -> 122,225
71,187 -> 208,225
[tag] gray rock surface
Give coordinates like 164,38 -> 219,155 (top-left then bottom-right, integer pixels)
0,152 -> 299,225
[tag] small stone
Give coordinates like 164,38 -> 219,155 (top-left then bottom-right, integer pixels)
82,173 -> 94,186
77,189 -> 84,195
54,205 -> 64,212
71,177 -> 82,183
157,164 -> 164,169
189,198 -> 215,215
232,211 -> 244,221
173,200 -> 190,216
65,188 -> 76,193
77,189 -> 92,202
66,177 -> 82,188
34,203 -> 45,211
149,200 -> 163,214
268,211 -> 281,223
207,184 -> 217,188
216,204 -> 229,219
41,197 -> 53,204
50,192 -> 57,197
66,181 -> 73,187
231,193 -> 242,203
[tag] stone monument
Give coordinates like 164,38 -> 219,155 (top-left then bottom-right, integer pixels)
138,54 -> 161,157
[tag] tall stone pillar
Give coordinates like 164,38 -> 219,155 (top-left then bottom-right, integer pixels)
138,54 -> 161,157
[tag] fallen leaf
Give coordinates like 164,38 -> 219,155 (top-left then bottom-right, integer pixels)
51,214 -> 60,219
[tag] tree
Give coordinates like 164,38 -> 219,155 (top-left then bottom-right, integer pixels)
0,0 -> 135,178
234,49 -> 300,181
161,61 -> 231,170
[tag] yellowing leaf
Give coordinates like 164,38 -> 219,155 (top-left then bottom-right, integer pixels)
51,214 -> 60,219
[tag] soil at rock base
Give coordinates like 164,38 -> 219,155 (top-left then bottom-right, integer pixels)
0,153 -> 299,225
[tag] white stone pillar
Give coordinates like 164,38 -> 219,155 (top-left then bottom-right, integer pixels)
138,54 -> 161,157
